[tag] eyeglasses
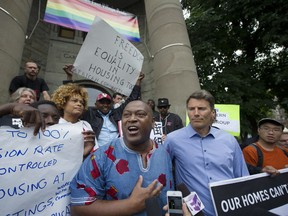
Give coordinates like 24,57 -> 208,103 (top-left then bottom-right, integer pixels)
158,106 -> 169,109
260,127 -> 282,133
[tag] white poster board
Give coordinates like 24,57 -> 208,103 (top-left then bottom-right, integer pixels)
213,104 -> 240,137
73,17 -> 144,96
150,121 -> 163,144
0,124 -> 84,215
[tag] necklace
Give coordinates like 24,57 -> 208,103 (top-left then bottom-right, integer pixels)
160,113 -> 170,134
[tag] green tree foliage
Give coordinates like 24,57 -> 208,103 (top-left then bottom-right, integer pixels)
182,0 -> 288,141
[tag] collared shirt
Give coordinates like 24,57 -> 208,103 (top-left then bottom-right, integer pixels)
164,124 -> 249,216
97,110 -> 118,147
70,137 -> 173,216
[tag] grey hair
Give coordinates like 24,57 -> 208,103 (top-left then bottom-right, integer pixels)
10,87 -> 36,103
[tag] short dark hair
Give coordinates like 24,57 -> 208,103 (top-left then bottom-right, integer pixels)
113,92 -> 123,99
30,100 -> 57,109
186,90 -> 215,110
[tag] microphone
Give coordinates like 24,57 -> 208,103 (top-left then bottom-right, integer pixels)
177,183 -> 205,216
177,183 -> 190,197
145,197 -> 162,216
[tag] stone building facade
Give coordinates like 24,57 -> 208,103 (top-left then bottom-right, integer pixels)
0,0 -> 200,123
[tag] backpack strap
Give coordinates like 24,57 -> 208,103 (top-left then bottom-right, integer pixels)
280,148 -> 288,157
250,143 -> 263,167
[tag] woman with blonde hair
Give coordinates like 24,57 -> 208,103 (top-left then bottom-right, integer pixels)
0,87 -> 36,128
52,83 -> 96,158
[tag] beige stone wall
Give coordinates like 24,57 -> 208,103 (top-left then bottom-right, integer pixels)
0,0 -> 33,103
145,0 -> 200,122
1,0 -> 200,123
21,0 -> 154,102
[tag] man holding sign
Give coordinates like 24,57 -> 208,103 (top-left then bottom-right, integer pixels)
63,16 -> 145,147
82,72 -> 144,147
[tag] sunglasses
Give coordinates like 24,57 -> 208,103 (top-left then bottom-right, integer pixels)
158,106 -> 169,109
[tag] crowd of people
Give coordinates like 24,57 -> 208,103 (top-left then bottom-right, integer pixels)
1,59 -> 288,216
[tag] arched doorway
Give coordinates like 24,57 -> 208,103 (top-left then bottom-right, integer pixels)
72,80 -> 113,107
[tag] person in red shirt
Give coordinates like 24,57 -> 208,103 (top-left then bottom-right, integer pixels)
243,118 -> 288,176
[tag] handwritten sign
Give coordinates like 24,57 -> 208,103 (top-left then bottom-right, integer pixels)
0,124 -> 84,215
73,17 -> 144,96
150,122 -> 163,144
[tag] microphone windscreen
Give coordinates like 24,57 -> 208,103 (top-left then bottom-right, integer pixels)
177,183 -> 205,216
145,197 -> 162,216
176,183 -> 190,197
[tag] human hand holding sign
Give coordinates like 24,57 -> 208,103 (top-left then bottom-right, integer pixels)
63,64 -> 74,80
11,103 -> 45,135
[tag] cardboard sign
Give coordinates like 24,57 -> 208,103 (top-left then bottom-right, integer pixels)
0,124 -> 84,215
73,17 -> 144,96
150,121 -> 163,145
213,104 -> 240,136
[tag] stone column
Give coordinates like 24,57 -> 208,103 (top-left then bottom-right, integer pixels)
0,0 -> 33,103
144,0 -> 200,123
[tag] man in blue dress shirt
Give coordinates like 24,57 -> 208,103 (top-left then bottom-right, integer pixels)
164,90 -> 249,216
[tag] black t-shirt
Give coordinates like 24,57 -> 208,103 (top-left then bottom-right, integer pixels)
0,115 -> 23,129
9,75 -> 49,100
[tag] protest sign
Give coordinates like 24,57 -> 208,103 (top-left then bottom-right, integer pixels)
73,16 -> 144,96
150,121 -> 163,144
213,104 -> 240,136
0,124 -> 84,216
209,168 -> 288,216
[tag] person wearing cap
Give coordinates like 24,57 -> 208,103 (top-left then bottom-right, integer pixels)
81,73 -> 144,147
243,118 -> 288,176
154,98 -> 183,141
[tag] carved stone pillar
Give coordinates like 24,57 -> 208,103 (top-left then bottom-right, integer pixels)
0,0 -> 33,103
144,0 -> 200,122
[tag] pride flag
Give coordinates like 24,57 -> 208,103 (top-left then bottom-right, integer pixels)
44,0 -> 141,42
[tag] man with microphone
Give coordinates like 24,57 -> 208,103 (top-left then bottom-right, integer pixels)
164,90 -> 249,216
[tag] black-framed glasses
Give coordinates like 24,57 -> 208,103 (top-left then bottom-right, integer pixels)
260,127 -> 282,133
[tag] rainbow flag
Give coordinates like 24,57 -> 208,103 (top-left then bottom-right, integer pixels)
44,0 -> 141,42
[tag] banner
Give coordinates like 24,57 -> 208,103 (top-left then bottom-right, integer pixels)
72,17 -> 143,96
44,0 -> 140,42
213,104 -> 240,136
0,124 -> 84,215
209,168 -> 288,216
